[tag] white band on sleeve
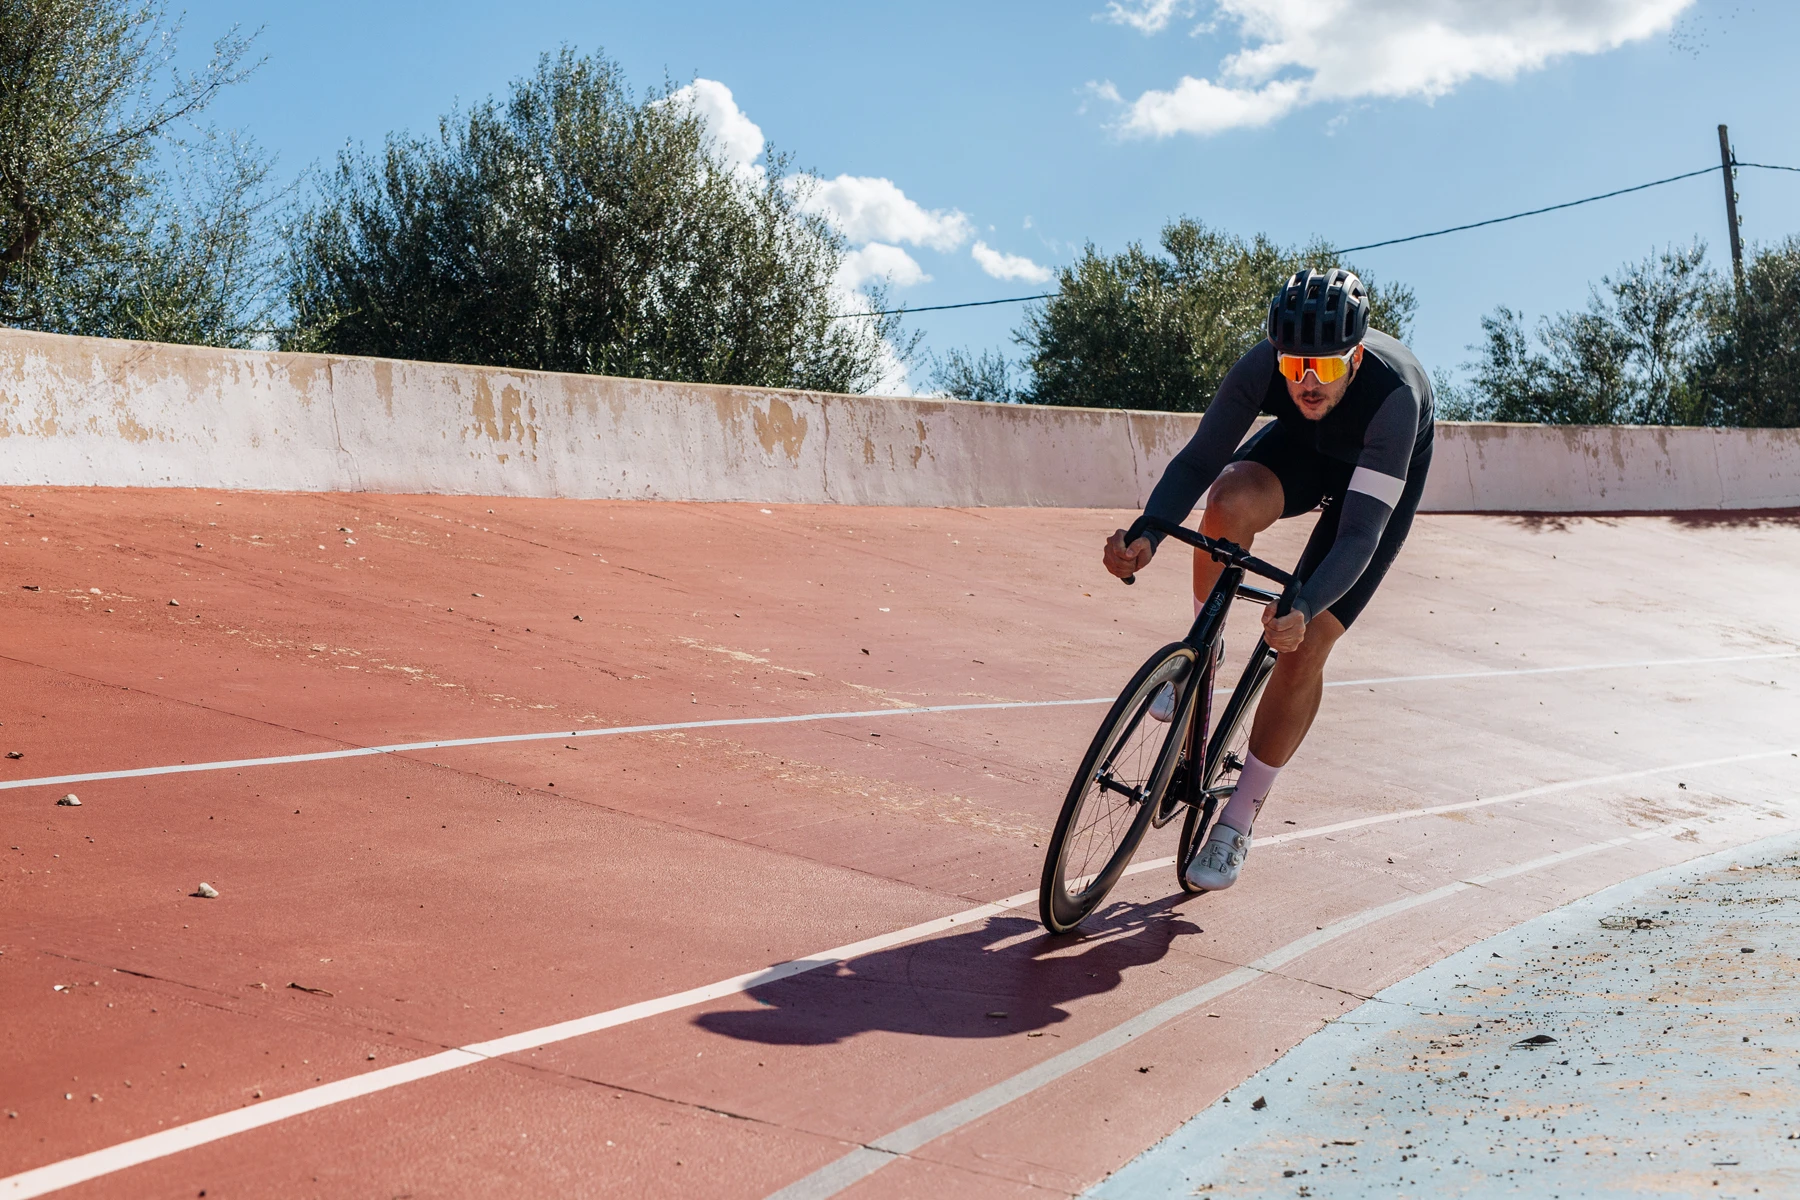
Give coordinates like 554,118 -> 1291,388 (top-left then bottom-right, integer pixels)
1348,466 -> 1406,508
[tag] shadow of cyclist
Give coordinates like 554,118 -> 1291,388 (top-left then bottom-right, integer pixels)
692,894 -> 1199,1047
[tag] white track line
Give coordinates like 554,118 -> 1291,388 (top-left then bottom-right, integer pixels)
2,650 -> 1791,795
1324,648 -> 1799,690
0,897 -> 1041,1199
1251,744 -> 1800,849
1106,742 -> 1800,886
766,816 -> 1792,1200
6,745 -> 1797,1199
0,698 -> 1112,793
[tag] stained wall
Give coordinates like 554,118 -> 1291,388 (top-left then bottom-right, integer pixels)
3,328 -> 1796,511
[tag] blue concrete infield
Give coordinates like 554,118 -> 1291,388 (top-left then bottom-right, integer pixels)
1091,829 -> 1800,1199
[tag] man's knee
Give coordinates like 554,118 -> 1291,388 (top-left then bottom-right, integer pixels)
1288,611 -> 1345,669
1202,463 -> 1282,535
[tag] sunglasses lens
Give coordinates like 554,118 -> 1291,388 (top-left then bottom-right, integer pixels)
1312,355 -> 1349,383
1277,354 -> 1350,384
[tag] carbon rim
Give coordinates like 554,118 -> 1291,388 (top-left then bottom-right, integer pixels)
1042,647 -> 1193,931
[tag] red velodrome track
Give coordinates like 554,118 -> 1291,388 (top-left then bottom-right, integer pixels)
3,489 -> 1799,1199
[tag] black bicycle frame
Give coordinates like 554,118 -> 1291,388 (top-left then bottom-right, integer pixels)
1124,515 -> 1299,818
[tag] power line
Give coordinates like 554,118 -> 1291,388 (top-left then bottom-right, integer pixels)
831,158 -> 1800,321
1325,164 -> 1721,254
831,292 -> 1054,320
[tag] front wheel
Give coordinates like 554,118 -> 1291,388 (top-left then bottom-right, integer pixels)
1177,641 -> 1277,893
1040,643 -> 1195,934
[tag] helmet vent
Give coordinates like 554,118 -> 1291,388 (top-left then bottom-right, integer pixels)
1268,267 -> 1369,355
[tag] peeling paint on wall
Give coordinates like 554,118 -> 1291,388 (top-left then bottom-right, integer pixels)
0,328 -> 1796,510
753,397 -> 808,462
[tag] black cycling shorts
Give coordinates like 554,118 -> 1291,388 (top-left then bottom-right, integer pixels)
1231,419 -> 1432,629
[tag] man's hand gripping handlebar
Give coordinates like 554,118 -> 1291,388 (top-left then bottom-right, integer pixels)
1108,515 -> 1301,618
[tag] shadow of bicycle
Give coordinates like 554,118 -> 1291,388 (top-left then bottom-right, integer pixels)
692,894 -> 1199,1046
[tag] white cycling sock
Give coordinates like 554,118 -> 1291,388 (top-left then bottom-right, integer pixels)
1194,593 -> 1204,617
1219,750 -> 1280,834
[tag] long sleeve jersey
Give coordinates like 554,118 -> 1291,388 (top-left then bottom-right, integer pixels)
1140,328 -> 1435,622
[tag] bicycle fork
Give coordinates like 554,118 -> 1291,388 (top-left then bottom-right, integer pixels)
1163,564 -> 1243,811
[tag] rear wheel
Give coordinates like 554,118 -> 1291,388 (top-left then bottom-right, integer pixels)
1039,644 -> 1195,933
1177,641 -> 1276,893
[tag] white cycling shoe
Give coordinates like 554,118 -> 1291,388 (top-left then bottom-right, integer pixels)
1147,683 -> 1177,723
1183,820 -> 1251,891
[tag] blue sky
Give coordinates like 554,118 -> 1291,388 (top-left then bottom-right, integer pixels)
175,0 -> 1800,393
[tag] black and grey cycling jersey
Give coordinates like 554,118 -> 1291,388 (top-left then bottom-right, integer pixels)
1141,328 -> 1435,625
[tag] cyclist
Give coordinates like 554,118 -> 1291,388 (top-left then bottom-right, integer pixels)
1101,268 -> 1433,891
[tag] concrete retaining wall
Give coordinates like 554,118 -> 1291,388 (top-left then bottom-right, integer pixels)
2,327 -> 1797,512
1424,421 -> 1800,512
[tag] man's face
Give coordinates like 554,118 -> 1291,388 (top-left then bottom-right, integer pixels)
1284,345 -> 1363,421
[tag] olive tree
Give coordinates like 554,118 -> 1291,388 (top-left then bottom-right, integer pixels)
1450,241 -> 1799,428
1449,244 -> 1716,425
1693,237 -> 1800,428
283,49 -> 899,393
0,0 -> 269,343
992,219 -> 1414,412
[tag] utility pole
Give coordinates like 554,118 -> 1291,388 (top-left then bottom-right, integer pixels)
1717,124 -> 1745,294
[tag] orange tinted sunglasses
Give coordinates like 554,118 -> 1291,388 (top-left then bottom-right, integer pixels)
1276,350 -> 1355,384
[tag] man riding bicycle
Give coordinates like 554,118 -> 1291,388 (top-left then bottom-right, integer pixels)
1102,268 -> 1434,892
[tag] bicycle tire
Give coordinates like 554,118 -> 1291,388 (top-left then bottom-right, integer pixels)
1177,641 -> 1277,893
1039,643 -> 1195,934
1151,647 -> 1214,829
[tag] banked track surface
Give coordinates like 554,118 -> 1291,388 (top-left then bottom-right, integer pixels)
1,492 -> 1798,1198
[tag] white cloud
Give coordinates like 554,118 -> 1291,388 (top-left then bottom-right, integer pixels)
838,242 -> 930,290
795,175 -> 973,252
1109,0 -> 1694,138
1122,76 -> 1306,137
660,80 -> 925,394
1099,0 -> 1197,35
665,78 -> 765,174
971,241 -> 1053,284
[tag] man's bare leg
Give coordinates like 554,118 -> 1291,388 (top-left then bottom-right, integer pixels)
1192,462 -> 1344,769
1246,611 -> 1345,767
1192,462 -> 1284,601
1184,469 -> 1345,885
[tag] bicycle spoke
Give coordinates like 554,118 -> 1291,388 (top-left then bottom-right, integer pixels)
1064,683 -> 1165,892
1042,645 -> 1199,933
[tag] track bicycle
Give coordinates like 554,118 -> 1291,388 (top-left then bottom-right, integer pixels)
1038,515 -> 1300,934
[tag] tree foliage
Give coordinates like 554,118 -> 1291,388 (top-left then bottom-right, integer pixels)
1691,237 -> 1800,428
0,0 -> 270,343
283,49 -> 899,393
984,218 -> 1414,412
927,347 -> 1020,405
1449,244 -> 1714,425
1448,241 -> 1800,428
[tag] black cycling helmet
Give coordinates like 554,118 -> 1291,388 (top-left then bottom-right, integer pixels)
1267,268 -> 1370,356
